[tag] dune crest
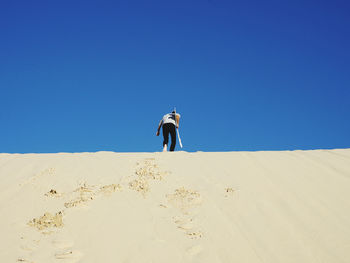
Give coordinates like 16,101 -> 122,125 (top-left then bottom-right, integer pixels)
1,149 -> 350,263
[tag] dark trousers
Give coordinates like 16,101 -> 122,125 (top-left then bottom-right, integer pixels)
162,123 -> 176,151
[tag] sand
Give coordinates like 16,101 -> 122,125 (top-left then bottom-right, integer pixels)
0,149 -> 350,263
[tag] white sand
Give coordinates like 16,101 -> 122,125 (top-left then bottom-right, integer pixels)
1,149 -> 350,263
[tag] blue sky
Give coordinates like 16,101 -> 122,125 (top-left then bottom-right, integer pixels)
1,0 -> 349,153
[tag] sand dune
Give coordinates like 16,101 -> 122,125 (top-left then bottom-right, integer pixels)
1,149 -> 350,263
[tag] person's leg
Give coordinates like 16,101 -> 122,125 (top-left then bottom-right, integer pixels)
169,124 -> 177,151
162,124 -> 170,151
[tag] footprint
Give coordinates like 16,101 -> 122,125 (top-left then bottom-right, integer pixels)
174,216 -> 194,231
17,258 -> 35,263
55,250 -> 83,262
129,159 -> 169,196
64,183 -> 96,208
99,184 -> 122,195
45,189 -> 63,198
224,187 -> 235,197
167,187 -> 202,214
129,178 -> 150,196
28,211 -> 64,231
186,230 -> 203,239
64,197 -> 93,208
175,217 -> 203,240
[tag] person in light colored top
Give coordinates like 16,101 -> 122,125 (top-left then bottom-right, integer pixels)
156,110 -> 181,152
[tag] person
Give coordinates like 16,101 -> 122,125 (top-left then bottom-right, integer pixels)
156,110 -> 181,152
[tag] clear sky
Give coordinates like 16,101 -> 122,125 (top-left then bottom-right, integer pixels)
1,0 -> 349,153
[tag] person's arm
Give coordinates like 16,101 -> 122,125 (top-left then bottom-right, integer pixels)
156,120 -> 162,136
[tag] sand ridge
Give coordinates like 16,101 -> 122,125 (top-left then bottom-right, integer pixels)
1,149 -> 350,263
